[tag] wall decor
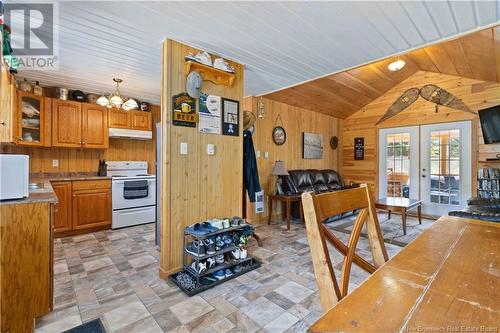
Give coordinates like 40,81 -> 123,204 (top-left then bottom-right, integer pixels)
172,92 -> 197,127
222,98 -> 239,136
186,71 -> 203,98
258,97 -> 265,119
272,114 -> 286,145
303,132 -> 323,159
330,136 -> 338,150
198,93 -> 221,134
354,137 -> 364,160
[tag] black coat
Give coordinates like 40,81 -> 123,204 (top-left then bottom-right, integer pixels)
243,130 -> 262,202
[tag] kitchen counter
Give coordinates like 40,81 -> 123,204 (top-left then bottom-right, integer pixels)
0,173 -> 111,206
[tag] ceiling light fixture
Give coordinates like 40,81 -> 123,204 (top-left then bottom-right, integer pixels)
388,58 -> 406,72
96,78 -> 139,110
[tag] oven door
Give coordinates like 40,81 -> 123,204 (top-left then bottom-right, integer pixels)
112,178 -> 156,210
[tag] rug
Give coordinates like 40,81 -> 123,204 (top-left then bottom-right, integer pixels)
325,212 -> 435,247
63,319 -> 106,333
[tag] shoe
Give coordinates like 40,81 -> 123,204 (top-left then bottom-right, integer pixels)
201,222 -> 218,233
224,268 -> 233,278
185,223 -> 210,236
185,51 -> 213,66
215,235 -> 225,250
222,219 -> 230,229
208,219 -> 223,230
186,240 -> 205,257
213,270 -> 225,280
230,248 -> 240,260
239,235 -> 249,245
231,232 -> 240,245
215,254 -> 225,264
233,265 -> 243,273
230,217 -> 239,227
222,234 -> 233,247
240,247 -> 247,259
204,238 -> 216,255
207,257 -> 216,268
213,58 -> 235,73
175,272 -> 196,291
190,260 -> 206,274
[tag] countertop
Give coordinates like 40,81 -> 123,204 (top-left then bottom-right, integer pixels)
0,173 -> 111,206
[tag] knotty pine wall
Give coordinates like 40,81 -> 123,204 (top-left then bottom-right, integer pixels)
160,40 -> 244,276
1,105 -> 161,174
243,96 -> 341,223
342,71 -> 500,198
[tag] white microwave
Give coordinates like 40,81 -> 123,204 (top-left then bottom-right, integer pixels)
0,154 -> 29,200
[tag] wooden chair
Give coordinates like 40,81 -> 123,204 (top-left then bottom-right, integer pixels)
301,184 -> 389,312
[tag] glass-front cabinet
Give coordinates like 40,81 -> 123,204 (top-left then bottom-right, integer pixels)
16,92 -> 46,146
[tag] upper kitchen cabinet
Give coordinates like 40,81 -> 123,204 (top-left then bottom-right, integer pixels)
109,109 -> 152,131
52,100 -> 82,147
131,111 -> 152,131
0,64 -> 15,143
15,92 -> 51,147
108,108 -> 131,129
82,103 -> 108,149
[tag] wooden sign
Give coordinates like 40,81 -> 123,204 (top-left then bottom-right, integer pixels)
172,92 -> 198,127
354,137 -> 364,160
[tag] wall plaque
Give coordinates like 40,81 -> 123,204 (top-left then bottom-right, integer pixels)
354,137 -> 364,160
172,92 -> 198,127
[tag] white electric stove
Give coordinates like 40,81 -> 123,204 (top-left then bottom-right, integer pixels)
107,161 -> 156,229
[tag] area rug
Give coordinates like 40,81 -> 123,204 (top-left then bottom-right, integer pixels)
325,212 -> 436,247
63,319 -> 106,333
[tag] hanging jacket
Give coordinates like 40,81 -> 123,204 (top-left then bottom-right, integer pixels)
243,130 -> 262,202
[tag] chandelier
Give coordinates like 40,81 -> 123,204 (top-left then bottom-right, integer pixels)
96,78 -> 138,111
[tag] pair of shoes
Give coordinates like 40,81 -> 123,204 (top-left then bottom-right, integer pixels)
186,239 -> 216,257
230,216 -> 246,227
185,51 -> 212,66
214,254 -> 224,264
233,265 -> 243,273
215,235 -> 225,251
230,247 -> 248,260
213,58 -> 235,73
213,268 -> 233,280
176,272 -> 196,290
190,260 -> 207,274
185,222 -> 218,236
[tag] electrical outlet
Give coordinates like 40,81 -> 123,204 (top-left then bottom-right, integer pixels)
207,144 -> 215,155
256,150 -> 261,158
264,151 -> 269,159
180,142 -> 188,155
52,159 -> 59,167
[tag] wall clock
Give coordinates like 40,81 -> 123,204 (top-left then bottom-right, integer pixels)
273,126 -> 286,145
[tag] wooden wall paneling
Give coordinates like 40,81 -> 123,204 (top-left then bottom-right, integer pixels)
342,71 -> 500,198
160,40 -> 244,276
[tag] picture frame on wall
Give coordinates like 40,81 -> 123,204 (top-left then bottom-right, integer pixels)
222,98 -> 240,136
303,132 -> 323,159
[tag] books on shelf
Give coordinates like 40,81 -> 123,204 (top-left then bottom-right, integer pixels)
477,167 -> 500,199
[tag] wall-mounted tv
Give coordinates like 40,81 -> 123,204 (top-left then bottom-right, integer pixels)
478,105 -> 500,144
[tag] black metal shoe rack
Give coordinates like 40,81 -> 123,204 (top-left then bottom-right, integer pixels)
170,224 -> 261,296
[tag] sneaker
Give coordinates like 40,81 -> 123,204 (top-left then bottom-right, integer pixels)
186,240 -> 205,257
175,272 -> 196,291
224,268 -> 233,278
240,247 -> 247,259
215,254 -> 225,264
233,265 -> 243,273
222,218 -> 230,229
222,234 -> 233,247
207,257 -> 216,268
215,235 -> 225,250
208,219 -> 223,230
230,217 -> 239,227
230,248 -> 240,260
185,51 -> 213,66
214,58 -> 235,73
185,223 -> 210,236
231,232 -> 240,245
213,270 -> 225,280
190,260 -> 206,274
204,238 -> 216,255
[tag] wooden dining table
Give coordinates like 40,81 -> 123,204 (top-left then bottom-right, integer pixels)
309,215 -> 500,332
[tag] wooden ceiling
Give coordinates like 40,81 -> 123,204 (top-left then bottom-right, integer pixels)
263,26 -> 500,119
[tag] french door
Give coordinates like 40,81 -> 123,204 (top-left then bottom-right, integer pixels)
420,121 -> 471,217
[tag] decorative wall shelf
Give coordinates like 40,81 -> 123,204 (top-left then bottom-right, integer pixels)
185,61 -> 235,87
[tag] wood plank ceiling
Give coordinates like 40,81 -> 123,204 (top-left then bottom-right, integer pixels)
263,26 -> 500,119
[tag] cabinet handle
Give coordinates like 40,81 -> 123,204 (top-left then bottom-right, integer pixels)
0,121 -> 5,126
16,136 -> 23,141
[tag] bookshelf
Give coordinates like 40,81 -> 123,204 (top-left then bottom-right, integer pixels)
477,167 -> 500,199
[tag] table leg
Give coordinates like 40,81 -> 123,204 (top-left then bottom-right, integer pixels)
299,201 -> 304,223
268,198 -> 273,225
253,234 -> 263,247
402,208 -> 407,235
286,199 -> 291,230
388,210 -> 391,219
417,204 -> 422,225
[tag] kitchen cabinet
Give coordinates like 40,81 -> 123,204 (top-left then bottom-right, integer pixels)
52,100 -> 108,149
0,63 -> 15,143
72,180 -> 111,231
109,109 -> 152,131
52,181 -> 72,233
15,92 -> 51,146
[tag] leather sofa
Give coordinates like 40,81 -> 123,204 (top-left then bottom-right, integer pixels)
448,197 -> 500,222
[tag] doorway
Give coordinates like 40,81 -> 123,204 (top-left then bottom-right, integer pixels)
379,121 -> 472,217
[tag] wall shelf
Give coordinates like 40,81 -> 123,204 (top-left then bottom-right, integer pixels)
185,60 -> 235,87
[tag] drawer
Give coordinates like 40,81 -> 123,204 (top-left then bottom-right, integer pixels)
72,179 -> 111,191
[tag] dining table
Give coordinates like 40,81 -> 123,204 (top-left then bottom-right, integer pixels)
309,215 -> 500,332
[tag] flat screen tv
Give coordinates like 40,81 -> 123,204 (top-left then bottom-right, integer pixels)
478,105 -> 500,144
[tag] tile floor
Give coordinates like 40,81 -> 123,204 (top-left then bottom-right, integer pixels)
36,214 -> 433,333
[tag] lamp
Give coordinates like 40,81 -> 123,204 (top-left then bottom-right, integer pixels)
271,160 -> 289,195
96,78 -> 138,110
388,58 -> 406,72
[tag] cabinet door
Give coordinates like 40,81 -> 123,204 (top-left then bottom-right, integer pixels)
82,103 -> 108,149
72,188 -> 111,230
16,92 -> 46,146
131,111 -> 152,131
52,100 -> 82,147
108,109 -> 130,128
52,181 -> 72,233
0,64 -> 15,143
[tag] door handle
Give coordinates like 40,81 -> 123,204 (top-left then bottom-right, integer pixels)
422,175 -> 426,178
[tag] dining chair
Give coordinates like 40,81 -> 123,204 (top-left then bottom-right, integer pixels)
301,184 -> 389,312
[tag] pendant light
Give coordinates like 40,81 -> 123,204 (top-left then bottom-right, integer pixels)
388,58 -> 406,72
122,98 -> 139,111
109,78 -> 124,108
96,78 -> 138,110
96,94 -> 110,107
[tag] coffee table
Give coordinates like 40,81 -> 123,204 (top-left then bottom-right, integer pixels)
375,197 -> 422,235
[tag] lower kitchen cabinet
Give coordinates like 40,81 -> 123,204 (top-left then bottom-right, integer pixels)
52,181 -> 72,233
72,188 -> 112,230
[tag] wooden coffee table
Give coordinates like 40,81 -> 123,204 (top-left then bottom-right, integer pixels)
268,194 -> 303,230
375,197 -> 422,235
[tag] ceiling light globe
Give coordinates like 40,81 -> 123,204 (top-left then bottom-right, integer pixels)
388,59 -> 406,72
109,95 -> 124,108
96,95 -> 109,106
122,98 -> 139,111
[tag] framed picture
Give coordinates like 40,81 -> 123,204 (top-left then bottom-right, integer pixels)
222,98 -> 239,136
303,132 -> 323,159
272,126 -> 286,145
172,92 -> 197,127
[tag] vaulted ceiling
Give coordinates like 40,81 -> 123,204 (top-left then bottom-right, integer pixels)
263,26 -> 500,119
12,1 -> 500,104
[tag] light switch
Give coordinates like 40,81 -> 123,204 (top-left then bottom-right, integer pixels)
264,151 -> 269,159
256,150 -> 261,158
207,144 -> 215,155
180,142 -> 188,155
52,159 -> 59,167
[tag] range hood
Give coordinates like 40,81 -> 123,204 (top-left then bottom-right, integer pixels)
109,128 -> 152,140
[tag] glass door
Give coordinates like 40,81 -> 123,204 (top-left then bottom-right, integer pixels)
378,126 -> 420,200
421,121 -> 472,217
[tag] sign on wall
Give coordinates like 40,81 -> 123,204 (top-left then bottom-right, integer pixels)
198,93 -> 222,134
354,137 -> 364,160
222,98 -> 240,136
172,92 -> 197,127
